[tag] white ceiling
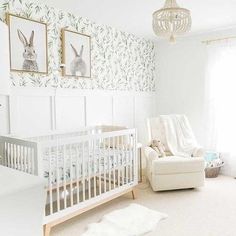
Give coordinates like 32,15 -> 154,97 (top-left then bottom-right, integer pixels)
36,0 -> 236,40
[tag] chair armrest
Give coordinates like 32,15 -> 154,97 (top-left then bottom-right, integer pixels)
144,146 -> 159,161
192,147 -> 205,157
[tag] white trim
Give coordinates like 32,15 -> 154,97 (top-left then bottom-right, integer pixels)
11,87 -> 156,97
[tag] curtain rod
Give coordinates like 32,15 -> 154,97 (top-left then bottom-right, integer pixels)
202,36 -> 236,44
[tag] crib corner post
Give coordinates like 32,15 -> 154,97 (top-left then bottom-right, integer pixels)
0,137 -> 3,165
44,224 -> 52,236
34,143 -> 43,177
133,129 -> 138,185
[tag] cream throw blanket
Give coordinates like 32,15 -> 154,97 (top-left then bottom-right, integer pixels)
160,115 -> 202,157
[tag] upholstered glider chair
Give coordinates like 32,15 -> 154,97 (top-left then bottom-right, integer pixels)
145,115 -> 205,191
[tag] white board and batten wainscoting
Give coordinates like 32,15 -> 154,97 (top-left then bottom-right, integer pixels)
0,87 -> 157,145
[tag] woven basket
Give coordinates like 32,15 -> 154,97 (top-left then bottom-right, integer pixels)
205,164 -> 224,178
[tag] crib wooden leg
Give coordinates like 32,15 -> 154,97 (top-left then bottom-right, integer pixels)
44,224 -> 52,236
131,189 -> 136,200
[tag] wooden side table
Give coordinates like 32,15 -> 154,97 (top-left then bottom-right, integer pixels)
137,142 -> 143,183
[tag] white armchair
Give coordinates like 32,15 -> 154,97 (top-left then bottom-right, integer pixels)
145,116 -> 205,191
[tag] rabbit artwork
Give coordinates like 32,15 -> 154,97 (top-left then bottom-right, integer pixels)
70,44 -> 87,76
17,29 -> 39,72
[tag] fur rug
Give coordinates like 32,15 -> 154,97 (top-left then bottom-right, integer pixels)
82,204 -> 168,236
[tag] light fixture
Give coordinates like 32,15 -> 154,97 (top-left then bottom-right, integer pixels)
0,20 -> 10,95
152,0 -> 191,42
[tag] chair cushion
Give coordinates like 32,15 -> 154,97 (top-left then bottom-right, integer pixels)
148,117 -> 170,152
151,156 -> 205,175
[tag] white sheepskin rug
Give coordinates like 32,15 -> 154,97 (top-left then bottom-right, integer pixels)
82,204 -> 168,236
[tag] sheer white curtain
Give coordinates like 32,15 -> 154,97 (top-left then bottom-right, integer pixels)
205,40 -> 236,156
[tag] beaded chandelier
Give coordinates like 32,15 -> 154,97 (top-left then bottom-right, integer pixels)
152,0 -> 191,42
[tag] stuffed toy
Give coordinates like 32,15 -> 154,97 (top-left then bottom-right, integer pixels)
150,140 -> 166,157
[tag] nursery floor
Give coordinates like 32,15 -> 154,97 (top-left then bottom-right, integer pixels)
51,175 -> 236,236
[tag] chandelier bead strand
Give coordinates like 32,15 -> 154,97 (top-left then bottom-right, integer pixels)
153,0 -> 191,42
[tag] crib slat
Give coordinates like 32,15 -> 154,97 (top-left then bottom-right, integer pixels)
82,142 -> 85,202
22,146 -> 25,172
25,147 -> 28,173
21,146 -> 24,171
31,147 -> 35,174
124,135 -> 127,185
128,135 -> 131,183
113,137 -> 115,189
98,139 -> 102,195
88,141 -> 91,200
69,144 -> 73,207
134,132 -> 137,183
76,144 -> 80,204
19,145 -> 22,171
108,137 -> 111,191
49,147 -> 53,215
103,139 -> 106,193
29,147 -> 33,174
14,144 -> 17,170
13,144 -> 16,169
11,143 -> 13,168
19,146 -> 21,171
3,142 -> 6,166
122,136 -> 125,186
93,140 -> 96,198
16,145 -> 19,170
131,134 -> 134,182
7,143 -> 10,168
29,148 -> 32,174
19,145 -> 23,171
9,143 -> 12,167
10,144 -> 13,168
117,136 -> 120,187
63,145 -> 67,209
56,142 -> 60,212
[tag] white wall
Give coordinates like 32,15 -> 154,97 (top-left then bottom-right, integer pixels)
156,38 -> 207,144
156,27 -> 236,176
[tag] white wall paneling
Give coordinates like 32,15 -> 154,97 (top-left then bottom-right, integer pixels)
1,88 -> 157,145
113,95 -> 135,128
9,90 -> 53,136
86,95 -> 113,126
55,96 -> 86,130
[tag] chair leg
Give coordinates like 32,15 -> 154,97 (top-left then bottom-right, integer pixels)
44,224 -> 52,236
131,189 -> 136,200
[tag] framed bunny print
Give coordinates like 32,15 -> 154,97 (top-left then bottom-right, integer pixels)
62,29 -> 91,78
7,13 -> 48,74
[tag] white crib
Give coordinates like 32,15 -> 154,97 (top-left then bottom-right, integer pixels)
0,126 -> 138,236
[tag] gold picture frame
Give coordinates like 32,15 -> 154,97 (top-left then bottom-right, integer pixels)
7,13 -> 48,74
62,28 -> 91,78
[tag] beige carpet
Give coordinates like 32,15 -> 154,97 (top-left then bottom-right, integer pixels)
51,175 -> 236,236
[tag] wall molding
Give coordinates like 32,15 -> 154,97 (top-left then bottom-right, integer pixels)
2,87 -> 157,144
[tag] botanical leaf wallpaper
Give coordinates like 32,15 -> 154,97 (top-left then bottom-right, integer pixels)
0,0 -> 156,91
